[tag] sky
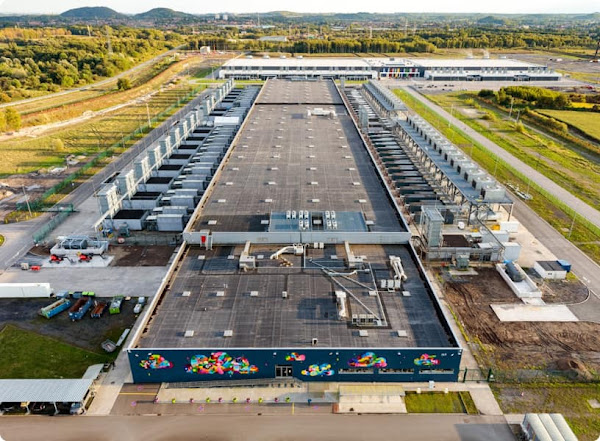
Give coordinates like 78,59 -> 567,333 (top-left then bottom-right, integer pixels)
0,0 -> 598,15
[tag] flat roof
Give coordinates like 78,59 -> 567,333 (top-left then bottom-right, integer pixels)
538,261 -> 565,272
224,57 -> 541,69
224,57 -> 372,68
138,244 -> 456,349
0,379 -> 93,403
194,79 -> 404,233
409,58 -> 537,68
137,80 -> 457,352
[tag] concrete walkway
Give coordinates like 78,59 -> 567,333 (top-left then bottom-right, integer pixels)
399,85 -> 600,230
86,348 -> 133,416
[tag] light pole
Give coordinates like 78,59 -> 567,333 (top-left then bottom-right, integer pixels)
146,102 -> 151,129
22,186 -> 32,217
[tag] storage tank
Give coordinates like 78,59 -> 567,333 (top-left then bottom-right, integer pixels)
538,414 -> 566,441
522,414 -> 552,441
549,414 -> 578,441
505,261 -> 524,282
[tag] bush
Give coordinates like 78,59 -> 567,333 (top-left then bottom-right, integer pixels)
51,138 -> 64,152
117,77 -> 131,91
4,108 -> 21,131
478,89 -> 495,98
482,111 -> 497,122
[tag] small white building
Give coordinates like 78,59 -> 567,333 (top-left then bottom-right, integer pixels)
200,46 -> 211,55
533,261 -> 567,280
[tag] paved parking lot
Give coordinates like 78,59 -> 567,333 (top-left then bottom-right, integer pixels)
0,266 -> 167,297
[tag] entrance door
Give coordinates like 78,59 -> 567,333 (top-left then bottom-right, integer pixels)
275,365 -> 293,377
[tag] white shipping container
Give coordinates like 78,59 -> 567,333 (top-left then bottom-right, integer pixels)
500,221 -> 520,233
0,283 -> 52,298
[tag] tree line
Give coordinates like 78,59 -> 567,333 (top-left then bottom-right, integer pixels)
0,26 -> 183,103
189,26 -> 596,53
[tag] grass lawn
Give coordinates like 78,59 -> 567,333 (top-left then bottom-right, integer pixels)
0,82 -> 204,177
392,88 -> 600,264
427,92 -> 600,210
0,324 -> 111,379
492,384 -> 600,441
405,391 -> 477,414
539,109 -> 600,142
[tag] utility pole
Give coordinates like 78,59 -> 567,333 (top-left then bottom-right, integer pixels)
22,186 -> 32,217
568,212 -> 577,238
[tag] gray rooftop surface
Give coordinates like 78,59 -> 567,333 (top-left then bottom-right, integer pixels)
138,244 -> 456,349
194,79 -> 404,233
0,379 -> 93,403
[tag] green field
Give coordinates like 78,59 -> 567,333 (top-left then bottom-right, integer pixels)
492,384 -> 600,441
426,93 -> 600,210
405,391 -> 477,414
0,325 -> 111,379
0,83 -> 205,177
539,110 -> 600,142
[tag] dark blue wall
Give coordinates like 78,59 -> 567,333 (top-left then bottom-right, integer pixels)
129,348 -> 462,383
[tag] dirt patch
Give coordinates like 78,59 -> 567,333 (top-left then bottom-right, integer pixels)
25,244 -> 175,267
441,268 -> 600,372
0,297 -> 138,353
110,245 -> 175,266
525,271 -> 590,304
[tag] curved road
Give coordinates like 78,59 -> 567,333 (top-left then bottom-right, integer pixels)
0,45 -> 185,110
399,85 -> 600,230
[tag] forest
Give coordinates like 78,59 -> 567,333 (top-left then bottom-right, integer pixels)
0,26 -> 183,102
188,27 -> 597,53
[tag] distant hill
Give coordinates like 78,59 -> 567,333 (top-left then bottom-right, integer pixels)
477,16 -> 510,25
60,7 -> 126,20
134,8 -> 196,20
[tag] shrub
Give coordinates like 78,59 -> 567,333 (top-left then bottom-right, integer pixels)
117,77 -> 131,91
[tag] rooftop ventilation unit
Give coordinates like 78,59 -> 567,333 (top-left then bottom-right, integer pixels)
223,330 -> 233,337
184,330 -> 195,338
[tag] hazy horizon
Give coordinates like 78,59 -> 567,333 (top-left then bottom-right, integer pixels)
0,0 -> 599,15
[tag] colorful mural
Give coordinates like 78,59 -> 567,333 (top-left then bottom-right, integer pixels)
414,354 -> 440,367
348,352 -> 388,368
301,363 -> 334,377
139,354 -> 173,370
185,352 -> 258,375
285,352 -> 306,362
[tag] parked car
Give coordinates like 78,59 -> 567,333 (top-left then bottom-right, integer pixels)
70,403 -> 85,415
133,297 -> 146,314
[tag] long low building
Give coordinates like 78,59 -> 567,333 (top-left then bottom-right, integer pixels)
127,79 -> 462,384
219,56 -> 561,81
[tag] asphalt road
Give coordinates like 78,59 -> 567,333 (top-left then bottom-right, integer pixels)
0,414 -> 516,441
0,87 -> 213,271
510,195 -> 600,297
0,46 -> 185,110
398,85 -> 600,230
